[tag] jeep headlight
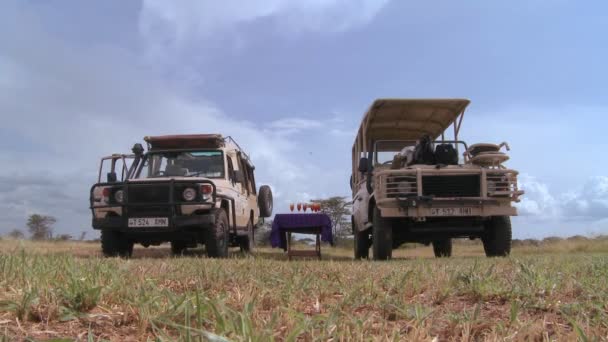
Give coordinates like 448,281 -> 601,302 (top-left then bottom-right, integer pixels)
114,189 -> 125,203
182,188 -> 197,201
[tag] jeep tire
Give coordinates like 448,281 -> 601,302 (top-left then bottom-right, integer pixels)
258,185 -> 273,218
205,209 -> 229,258
101,230 -> 133,258
372,206 -> 392,260
482,216 -> 512,257
239,219 -> 254,253
432,239 -> 452,258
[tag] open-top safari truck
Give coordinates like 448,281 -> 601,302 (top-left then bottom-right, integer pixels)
351,99 -> 523,260
90,134 -> 273,258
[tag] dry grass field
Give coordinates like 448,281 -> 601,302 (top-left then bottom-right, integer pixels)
1,238 -> 608,341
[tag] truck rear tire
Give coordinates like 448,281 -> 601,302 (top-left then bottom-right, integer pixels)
239,220 -> 254,253
101,230 -> 133,258
372,206 -> 392,260
482,216 -> 512,257
258,185 -> 273,218
432,239 -> 452,257
205,209 -> 229,258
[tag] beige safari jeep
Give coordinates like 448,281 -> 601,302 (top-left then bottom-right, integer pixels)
351,99 -> 524,260
90,134 -> 273,258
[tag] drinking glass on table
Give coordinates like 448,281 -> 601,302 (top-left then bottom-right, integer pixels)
289,203 -> 295,212
297,203 -> 302,212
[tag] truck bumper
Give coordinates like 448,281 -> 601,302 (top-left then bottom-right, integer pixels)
376,197 -> 517,218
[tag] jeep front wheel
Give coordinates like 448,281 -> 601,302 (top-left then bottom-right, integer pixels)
101,230 -> 133,258
372,206 -> 392,260
205,209 -> 229,258
432,239 -> 452,257
482,216 -> 512,257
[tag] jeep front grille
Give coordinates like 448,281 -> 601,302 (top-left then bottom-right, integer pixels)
422,175 -> 480,198
127,184 -> 170,203
386,175 -> 417,198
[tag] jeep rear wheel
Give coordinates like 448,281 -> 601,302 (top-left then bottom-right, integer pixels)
258,185 -> 273,218
101,230 -> 133,258
239,220 -> 254,253
482,216 -> 512,257
372,206 -> 392,260
432,239 -> 452,258
205,209 -> 229,258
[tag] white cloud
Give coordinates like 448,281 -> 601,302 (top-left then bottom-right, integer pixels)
0,5 -> 350,235
138,0 -> 389,56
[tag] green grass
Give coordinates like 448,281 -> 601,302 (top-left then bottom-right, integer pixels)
0,240 -> 607,341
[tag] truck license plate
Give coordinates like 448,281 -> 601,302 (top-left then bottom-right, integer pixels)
128,217 -> 169,228
430,208 -> 473,217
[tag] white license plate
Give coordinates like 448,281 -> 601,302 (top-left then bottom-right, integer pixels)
430,207 -> 473,216
128,217 -> 169,228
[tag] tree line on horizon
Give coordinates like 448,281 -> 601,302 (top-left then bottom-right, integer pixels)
4,214 -> 85,241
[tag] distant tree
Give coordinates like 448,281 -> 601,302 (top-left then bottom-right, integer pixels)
27,214 -> 57,240
8,229 -> 25,239
312,196 -> 352,241
55,234 -> 72,241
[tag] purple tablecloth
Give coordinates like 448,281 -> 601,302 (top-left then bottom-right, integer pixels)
270,213 -> 333,250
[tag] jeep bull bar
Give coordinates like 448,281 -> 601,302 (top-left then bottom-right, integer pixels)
89,180 -> 237,232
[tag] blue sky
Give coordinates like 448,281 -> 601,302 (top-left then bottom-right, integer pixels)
1,0 -> 607,239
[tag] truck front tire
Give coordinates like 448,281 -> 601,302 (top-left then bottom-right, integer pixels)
354,227 -> 370,259
205,209 -> 229,258
482,216 -> 512,257
372,206 -> 392,260
432,239 -> 452,257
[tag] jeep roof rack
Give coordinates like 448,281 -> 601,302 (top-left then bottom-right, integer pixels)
356,98 -> 470,143
144,134 -> 225,150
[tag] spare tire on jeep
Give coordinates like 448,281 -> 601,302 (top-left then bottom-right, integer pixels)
258,185 -> 273,218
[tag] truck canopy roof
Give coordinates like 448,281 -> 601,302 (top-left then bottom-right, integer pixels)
356,98 -> 470,142
144,134 -> 225,150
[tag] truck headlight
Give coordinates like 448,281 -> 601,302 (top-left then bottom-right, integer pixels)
398,181 -> 415,195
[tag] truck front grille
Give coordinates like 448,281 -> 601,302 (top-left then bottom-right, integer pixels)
422,175 -> 480,198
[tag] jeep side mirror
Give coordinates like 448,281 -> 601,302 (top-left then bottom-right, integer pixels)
107,172 -> 117,183
358,157 -> 369,173
233,170 -> 245,183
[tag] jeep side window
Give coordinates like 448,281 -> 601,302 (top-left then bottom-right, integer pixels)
236,154 -> 251,195
227,156 -> 235,183
248,166 -> 256,194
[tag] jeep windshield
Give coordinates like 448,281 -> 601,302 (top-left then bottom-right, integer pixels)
137,150 -> 225,178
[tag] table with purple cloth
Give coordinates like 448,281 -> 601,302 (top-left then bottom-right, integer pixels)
270,214 -> 333,257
